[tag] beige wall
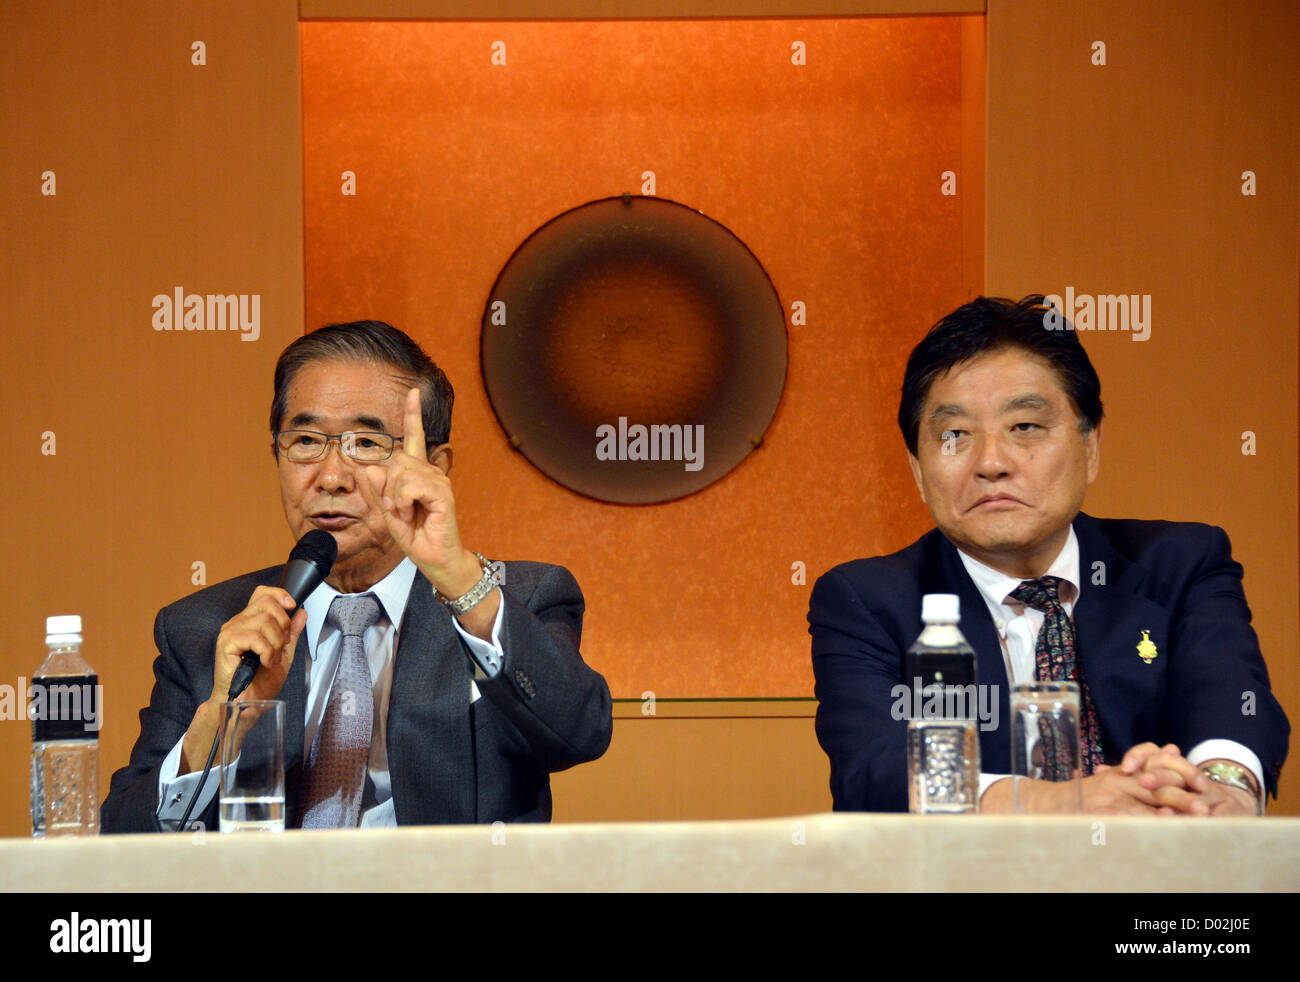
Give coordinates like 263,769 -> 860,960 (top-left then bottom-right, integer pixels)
1,1 -> 1296,839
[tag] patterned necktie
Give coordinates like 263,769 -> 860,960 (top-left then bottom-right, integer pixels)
298,593 -> 382,828
1009,576 -> 1105,777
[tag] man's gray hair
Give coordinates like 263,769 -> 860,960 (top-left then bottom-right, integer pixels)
270,320 -> 454,448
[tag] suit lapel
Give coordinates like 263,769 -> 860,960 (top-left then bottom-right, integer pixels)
386,572 -> 477,825
1071,514 -> 1171,759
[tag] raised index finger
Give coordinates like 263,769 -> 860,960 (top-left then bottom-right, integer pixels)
402,386 -> 426,461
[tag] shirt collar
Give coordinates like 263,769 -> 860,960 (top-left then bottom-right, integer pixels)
955,525 -> 1081,619
302,556 -> 418,661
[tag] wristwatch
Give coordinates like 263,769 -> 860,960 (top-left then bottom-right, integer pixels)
1201,761 -> 1263,815
434,552 -> 500,615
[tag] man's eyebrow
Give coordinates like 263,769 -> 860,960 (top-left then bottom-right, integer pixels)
284,412 -> 390,431
1001,394 -> 1052,414
927,404 -> 968,423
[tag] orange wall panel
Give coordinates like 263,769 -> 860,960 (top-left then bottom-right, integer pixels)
301,17 -> 978,699
985,0 -> 1300,813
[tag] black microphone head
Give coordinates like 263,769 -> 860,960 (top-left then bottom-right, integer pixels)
290,529 -> 338,575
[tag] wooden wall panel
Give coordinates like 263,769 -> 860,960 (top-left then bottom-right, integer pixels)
552,707 -> 830,822
301,0 -> 984,16
0,0 -> 304,838
985,0 -> 1299,814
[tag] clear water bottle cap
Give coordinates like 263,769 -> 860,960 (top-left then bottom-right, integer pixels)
921,594 -> 959,623
45,614 -> 83,643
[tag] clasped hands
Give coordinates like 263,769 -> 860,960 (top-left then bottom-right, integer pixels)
1089,743 -> 1259,817
1004,742 -> 1260,816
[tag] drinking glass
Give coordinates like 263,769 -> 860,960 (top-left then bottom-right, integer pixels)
218,700 -> 285,832
1011,682 -> 1082,813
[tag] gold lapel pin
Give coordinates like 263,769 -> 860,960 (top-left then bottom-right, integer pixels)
1136,630 -> 1158,664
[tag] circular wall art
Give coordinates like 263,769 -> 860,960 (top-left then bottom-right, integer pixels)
480,195 -> 787,504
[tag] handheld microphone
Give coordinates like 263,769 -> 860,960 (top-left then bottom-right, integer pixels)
227,529 -> 338,700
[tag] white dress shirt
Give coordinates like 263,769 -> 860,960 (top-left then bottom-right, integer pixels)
156,557 -> 505,829
957,529 -> 1264,805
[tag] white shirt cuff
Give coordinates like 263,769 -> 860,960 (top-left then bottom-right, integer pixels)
979,772 -> 1011,806
156,736 -> 221,830
451,593 -> 505,678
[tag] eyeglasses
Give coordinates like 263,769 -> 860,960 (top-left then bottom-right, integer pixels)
274,430 -> 401,463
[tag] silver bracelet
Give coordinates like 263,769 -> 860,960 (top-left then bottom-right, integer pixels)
434,552 -> 499,615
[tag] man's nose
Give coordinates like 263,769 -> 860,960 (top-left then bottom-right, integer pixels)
972,432 -> 1013,480
315,440 -> 356,490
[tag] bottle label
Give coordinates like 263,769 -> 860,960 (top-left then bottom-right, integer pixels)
902,647 -> 985,725
905,650 -> 977,688
30,674 -> 99,742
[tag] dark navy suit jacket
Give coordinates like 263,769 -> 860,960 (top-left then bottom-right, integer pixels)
809,514 -> 1289,811
101,561 -> 612,832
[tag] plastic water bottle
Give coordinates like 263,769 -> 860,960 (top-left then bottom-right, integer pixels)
31,615 -> 100,836
906,594 -> 980,813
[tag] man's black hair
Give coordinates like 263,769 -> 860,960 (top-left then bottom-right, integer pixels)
898,294 -> 1104,455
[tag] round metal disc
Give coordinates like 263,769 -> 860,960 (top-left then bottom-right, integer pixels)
481,195 -> 787,504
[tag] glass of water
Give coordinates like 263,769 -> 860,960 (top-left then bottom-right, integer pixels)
219,700 -> 285,832
1011,682 -> 1082,813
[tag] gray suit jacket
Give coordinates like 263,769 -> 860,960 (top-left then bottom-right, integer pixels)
101,560 -> 612,832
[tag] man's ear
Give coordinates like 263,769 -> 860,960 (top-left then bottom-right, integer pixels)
1084,421 -> 1102,485
429,443 -> 453,476
907,451 -> 927,504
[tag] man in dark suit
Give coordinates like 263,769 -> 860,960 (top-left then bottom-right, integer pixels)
809,296 -> 1288,815
103,321 -> 612,832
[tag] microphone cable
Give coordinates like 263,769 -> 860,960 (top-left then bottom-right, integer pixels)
175,671 -> 252,833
